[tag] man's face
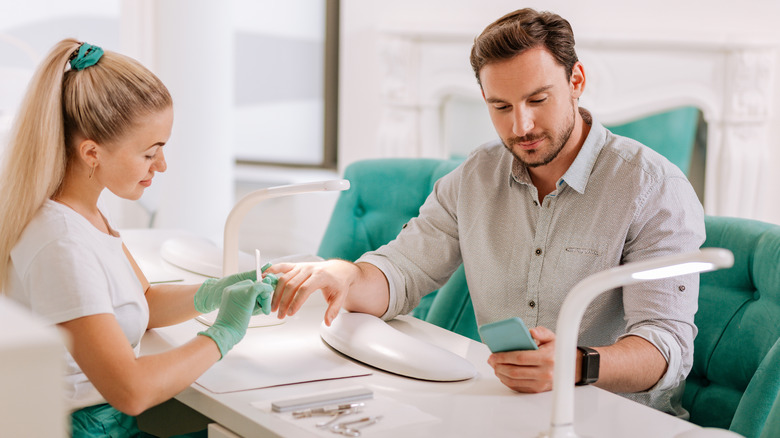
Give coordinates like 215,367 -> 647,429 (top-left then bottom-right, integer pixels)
480,48 -> 584,168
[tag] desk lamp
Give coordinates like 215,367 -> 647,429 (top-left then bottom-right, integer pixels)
161,179 -> 350,327
221,179 -> 350,276
542,248 -> 735,438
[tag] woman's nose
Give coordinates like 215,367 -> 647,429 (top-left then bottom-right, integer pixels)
154,151 -> 167,173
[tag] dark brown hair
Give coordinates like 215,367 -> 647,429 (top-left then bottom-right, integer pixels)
470,8 -> 578,86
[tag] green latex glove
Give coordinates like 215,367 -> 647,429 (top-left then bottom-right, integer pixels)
251,278 -> 275,316
256,263 -> 278,315
198,279 -> 263,359
194,270 -> 257,314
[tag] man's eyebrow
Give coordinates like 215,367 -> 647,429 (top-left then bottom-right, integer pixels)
485,85 -> 554,104
525,85 -> 554,99
485,96 -> 508,104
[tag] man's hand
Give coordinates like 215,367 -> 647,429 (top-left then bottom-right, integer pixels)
265,260 -> 362,326
487,326 -> 557,393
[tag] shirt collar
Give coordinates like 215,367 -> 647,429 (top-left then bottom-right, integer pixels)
509,108 -> 605,194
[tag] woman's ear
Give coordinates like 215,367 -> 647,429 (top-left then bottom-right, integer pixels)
77,138 -> 100,169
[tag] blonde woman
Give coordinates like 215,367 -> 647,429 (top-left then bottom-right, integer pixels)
0,39 -> 274,437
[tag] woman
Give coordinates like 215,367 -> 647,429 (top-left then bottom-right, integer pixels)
0,39 -> 274,437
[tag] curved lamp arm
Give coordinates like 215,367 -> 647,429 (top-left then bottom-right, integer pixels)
222,179 -> 350,276
543,248 -> 734,438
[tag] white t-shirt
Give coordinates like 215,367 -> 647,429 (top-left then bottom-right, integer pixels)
6,200 -> 149,411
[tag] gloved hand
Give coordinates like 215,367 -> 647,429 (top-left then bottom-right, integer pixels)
255,263 -> 279,316
194,270 -> 257,314
198,279 -> 264,359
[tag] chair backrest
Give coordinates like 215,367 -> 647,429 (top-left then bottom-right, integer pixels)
605,106 -> 700,176
318,157 -> 461,261
316,157 -> 480,340
684,216 -> 780,437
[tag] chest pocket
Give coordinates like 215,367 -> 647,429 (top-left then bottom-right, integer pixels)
552,238 -> 609,295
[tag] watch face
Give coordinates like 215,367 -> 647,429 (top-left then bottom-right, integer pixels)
578,346 -> 600,385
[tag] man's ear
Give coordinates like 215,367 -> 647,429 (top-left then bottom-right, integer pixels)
77,139 -> 100,168
570,61 -> 586,99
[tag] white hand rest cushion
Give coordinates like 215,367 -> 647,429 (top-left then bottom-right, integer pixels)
319,312 -> 476,382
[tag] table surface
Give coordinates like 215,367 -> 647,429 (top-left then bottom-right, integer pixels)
127,229 -> 700,438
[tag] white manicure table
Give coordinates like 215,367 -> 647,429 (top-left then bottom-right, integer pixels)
127,229 -> 700,438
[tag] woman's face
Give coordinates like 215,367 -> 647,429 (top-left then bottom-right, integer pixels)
96,107 -> 173,201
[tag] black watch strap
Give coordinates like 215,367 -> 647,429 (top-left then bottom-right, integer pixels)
576,346 -> 600,386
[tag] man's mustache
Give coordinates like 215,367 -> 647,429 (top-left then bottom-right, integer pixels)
507,133 -> 546,146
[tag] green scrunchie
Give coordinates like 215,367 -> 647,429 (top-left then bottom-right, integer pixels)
70,43 -> 104,71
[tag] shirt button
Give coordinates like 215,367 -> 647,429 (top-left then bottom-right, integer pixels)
533,200 -> 539,206
529,300 -> 536,308
535,248 -> 542,255
678,285 -> 686,292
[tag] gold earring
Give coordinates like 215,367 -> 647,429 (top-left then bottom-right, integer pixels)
88,165 -> 96,179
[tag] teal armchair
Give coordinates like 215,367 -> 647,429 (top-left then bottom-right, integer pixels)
684,216 -> 780,437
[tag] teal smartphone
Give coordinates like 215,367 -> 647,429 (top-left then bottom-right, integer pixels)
478,317 -> 538,352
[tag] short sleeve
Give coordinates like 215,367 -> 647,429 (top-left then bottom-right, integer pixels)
22,237 -> 114,325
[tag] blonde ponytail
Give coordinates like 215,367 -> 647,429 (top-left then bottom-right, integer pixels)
0,39 -> 171,291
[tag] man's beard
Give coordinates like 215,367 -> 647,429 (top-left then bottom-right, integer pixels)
503,106 -> 576,168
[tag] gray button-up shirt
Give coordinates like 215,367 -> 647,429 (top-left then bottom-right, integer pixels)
358,110 -> 705,416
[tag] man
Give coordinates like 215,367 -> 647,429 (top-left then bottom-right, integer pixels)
266,8 -> 705,417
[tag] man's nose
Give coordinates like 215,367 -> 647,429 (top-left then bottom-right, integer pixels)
512,108 -> 534,138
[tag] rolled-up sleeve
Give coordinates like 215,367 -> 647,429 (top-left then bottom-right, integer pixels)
356,252 -> 408,320
621,174 -> 706,390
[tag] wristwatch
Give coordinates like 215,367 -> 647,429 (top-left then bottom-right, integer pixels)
576,346 -> 600,385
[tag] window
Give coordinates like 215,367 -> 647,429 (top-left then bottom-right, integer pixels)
232,0 -> 338,168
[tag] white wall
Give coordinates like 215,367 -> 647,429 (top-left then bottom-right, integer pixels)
338,0 -> 780,225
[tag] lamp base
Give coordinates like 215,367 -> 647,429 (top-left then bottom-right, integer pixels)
538,425 -> 583,438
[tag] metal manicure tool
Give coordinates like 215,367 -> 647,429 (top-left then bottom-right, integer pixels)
292,403 -> 365,419
330,415 -> 383,437
315,408 -> 359,429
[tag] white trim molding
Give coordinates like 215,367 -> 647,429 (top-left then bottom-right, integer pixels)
376,28 -> 778,218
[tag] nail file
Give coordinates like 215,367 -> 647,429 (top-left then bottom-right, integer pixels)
255,248 -> 262,279
271,386 -> 373,413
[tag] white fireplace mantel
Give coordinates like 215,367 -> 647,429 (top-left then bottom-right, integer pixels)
376,28 -> 777,218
